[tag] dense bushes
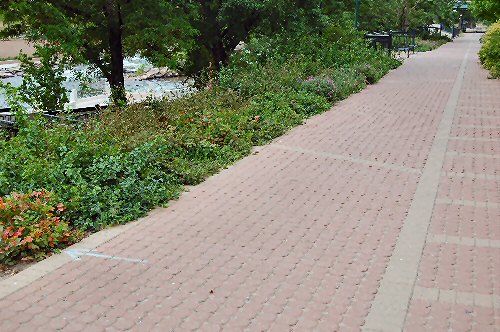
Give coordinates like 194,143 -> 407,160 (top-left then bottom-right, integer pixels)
0,122 -> 185,231
0,23 -> 400,264
479,20 -> 500,78
0,191 -> 81,264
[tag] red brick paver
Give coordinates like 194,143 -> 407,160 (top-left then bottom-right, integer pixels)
404,34 -> 500,332
0,34 -> 498,331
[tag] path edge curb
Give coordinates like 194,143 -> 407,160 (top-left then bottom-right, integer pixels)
0,208 -> 165,301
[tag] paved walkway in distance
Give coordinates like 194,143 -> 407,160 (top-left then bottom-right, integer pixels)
0,34 -> 498,331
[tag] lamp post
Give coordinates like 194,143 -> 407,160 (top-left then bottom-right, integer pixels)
355,0 -> 360,29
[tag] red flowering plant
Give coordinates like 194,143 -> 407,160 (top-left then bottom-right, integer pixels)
0,191 -> 81,265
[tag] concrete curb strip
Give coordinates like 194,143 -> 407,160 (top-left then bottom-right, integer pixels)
0,209 -> 163,300
363,38 -> 472,332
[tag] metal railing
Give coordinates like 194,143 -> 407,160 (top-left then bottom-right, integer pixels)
0,105 -> 105,136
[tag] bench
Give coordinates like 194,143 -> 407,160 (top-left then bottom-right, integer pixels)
391,31 -> 417,58
365,33 -> 392,54
365,31 -> 416,58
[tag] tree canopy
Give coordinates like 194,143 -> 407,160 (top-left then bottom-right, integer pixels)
180,0 -> 325,76
0,0 -> 195,103
471,0 -> 500,23
346,0 -> 456,32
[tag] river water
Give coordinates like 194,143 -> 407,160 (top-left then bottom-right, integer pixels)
0,56 -> 190,109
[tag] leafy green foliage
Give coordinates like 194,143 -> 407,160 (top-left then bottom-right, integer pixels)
479,20 -> 500,78
401,0 -> 456,30
471,0 -> 500,23
298,76 -> 339,102
0,191 -> 81,265
181,0 -> 327,78
329,0 -> 456,32
0,45 -> 69,114
0,120 -> 185,230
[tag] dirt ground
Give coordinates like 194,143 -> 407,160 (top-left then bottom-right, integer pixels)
0,39 -> 36,59
0,261 -> 35,281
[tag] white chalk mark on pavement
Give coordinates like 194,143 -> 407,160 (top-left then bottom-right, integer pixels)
64,249 -> 148,264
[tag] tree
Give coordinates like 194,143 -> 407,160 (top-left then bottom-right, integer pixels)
397,0 -> 456,31
0,1 -> 195,105
471,0 -> 500,23
328,0 -> 455,32
0,45 -> 69,114
181,0 -> 325,76
361,0 -> 399,31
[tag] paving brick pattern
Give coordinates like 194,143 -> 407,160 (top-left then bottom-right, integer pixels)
0,34 -> 498,331
430,204 -> 499,240
406,34 -> 500,332
405,300 -> 499,332
443,153 -> 500,176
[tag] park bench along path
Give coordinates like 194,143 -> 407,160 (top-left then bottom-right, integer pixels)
0,33 -> 498,331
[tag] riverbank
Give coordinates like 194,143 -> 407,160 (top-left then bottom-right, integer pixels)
0,38 -> 35,60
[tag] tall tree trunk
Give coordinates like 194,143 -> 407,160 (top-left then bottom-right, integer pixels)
211,39 -> 229,71
199,0 -> 230,73
104,0 -> 126,105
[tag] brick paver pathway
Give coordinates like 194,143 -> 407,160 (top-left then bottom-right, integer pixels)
0,34 -> 498,331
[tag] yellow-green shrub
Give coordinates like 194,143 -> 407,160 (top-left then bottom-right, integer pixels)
479,20 -> 500,78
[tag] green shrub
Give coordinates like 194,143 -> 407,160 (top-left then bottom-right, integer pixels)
246,92 -> 303,145
287,90 -> 331,117
298,76 -> 339,102
479,20 -> 500,78
415,37 -> 450,52
0,191 -> 81,265
0,120 -> 184,230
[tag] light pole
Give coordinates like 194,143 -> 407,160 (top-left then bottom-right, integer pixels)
355,0 -> 360,29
